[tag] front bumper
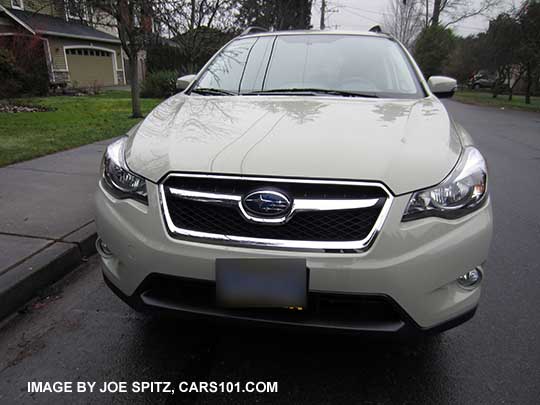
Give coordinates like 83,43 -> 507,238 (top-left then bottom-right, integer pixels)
95,181 -> 493,332
102,270 -> 478,336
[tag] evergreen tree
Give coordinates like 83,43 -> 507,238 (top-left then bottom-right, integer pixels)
236,0 -> 312,31
414,25 -> 456,79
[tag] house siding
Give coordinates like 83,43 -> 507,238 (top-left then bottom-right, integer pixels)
1,0 -> 118,34
1,0 -> 66,19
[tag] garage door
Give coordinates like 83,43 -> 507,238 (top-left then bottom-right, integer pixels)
66,48 -> 115,87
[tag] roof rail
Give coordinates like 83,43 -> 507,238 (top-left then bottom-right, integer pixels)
240,26 -> 268,36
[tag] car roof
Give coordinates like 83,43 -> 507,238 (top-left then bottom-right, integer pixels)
239,30 -> 393,40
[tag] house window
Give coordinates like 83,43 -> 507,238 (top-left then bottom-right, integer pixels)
11,0 -> 24,10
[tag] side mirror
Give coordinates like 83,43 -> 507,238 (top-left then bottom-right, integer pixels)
428,76 -> 458,99
176,74 -> 197,92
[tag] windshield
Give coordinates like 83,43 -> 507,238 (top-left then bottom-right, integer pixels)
192,34 -> 425,99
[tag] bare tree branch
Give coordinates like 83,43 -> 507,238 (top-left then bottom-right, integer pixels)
384,0 -> 424,48
438,0 -> 503,27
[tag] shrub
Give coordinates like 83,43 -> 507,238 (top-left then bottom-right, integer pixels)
141,70 -> 178,98
0,35 -> 49,98
146,43 -> 187,75
0,48 -> 22,98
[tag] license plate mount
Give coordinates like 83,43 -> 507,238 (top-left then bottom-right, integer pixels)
216,258 -> 308,309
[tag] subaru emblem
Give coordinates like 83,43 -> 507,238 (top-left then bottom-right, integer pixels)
242,190 -> 292,218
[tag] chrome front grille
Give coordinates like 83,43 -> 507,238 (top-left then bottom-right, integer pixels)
159,174 -> 393,252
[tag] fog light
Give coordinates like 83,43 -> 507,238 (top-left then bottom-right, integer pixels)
457,268 -> 482,289
96,238 -> 113,257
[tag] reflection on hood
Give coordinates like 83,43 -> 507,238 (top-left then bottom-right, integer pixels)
125,95 -> 461,194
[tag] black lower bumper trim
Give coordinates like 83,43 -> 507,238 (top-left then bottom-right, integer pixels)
103,272 -> 477,336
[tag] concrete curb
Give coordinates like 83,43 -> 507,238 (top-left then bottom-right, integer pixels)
0,226 -> 97,321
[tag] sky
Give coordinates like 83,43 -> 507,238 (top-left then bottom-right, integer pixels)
311,0 -> 526,37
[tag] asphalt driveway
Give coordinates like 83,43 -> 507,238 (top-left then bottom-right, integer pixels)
0,100 -> 539,404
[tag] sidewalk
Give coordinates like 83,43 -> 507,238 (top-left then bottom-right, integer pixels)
0,139 -> 113,320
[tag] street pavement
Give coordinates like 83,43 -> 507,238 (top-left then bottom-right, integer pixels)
0,100 -> 539,404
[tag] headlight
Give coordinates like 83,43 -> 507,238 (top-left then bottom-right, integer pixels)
402,147 -> 488,221
102,137 -> 147,204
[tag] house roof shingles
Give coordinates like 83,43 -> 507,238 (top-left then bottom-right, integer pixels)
3,7 -> 120,43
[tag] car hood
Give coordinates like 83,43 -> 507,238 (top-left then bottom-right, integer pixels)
125,95 -> 462,195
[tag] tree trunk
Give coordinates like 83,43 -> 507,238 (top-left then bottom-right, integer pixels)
525,65 -> 532,105
129,54 -> 142,118
508,75 -> 523,102
320,0 -> 326,30
425,0 -> 429,28
492,83 -> 499,98
190,0 -> 196,29
431,0 -> 442,26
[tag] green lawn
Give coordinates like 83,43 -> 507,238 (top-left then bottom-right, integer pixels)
454,90 -> 540,113
0,91 -> 161,167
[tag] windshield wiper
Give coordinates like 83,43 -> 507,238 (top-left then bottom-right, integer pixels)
191,88 -> 237,96
243,88 -> 378,98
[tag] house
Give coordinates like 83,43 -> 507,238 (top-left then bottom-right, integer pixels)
0,0 -> 127,87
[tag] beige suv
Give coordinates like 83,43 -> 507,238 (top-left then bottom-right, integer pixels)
95,31 -> 492,336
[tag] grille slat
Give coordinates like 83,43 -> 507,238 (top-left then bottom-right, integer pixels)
161,175 -> 390,250
164,176 -> 387,200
